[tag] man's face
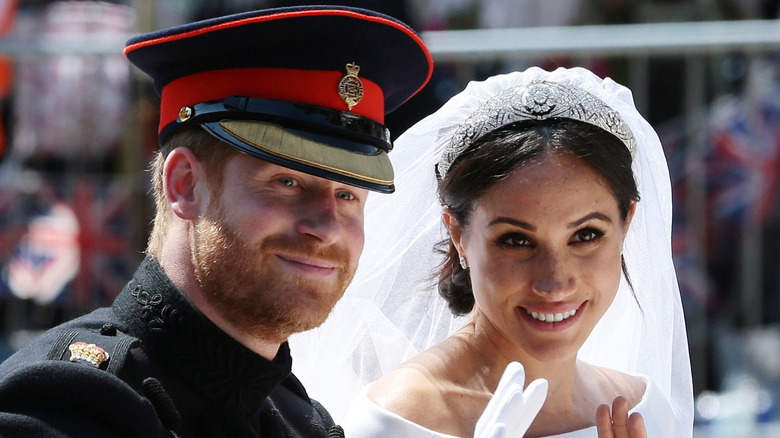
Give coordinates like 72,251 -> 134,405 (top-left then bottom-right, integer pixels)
192,153 -> 367,343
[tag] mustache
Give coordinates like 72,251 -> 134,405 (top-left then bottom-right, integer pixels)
195,215 -> 352,269
261,235 -> 350,268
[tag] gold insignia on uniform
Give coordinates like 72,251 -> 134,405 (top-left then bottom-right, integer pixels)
338,63 -> 364,110
178,106 -> 193,122
68,342 -> 109,368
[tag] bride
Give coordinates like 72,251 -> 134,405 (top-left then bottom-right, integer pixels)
290,67 -> 693,437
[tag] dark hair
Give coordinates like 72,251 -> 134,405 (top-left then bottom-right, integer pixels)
436,118 -> 640,315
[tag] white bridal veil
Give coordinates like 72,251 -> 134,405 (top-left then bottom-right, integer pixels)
289,66 -> 693,436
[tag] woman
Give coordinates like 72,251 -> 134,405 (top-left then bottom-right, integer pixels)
289,67 -> 693,437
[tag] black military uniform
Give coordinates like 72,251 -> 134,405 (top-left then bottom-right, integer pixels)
0,257 -> 336,437
0,6 -> 432,437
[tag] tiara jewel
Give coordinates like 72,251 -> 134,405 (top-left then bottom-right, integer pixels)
438,80 -> 636,179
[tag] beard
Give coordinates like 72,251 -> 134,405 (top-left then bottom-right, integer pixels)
191,208 -> 356,344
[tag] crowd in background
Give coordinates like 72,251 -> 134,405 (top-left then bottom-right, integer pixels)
1,0 -> 780,434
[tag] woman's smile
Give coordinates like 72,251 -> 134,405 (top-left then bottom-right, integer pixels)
518,301 -> 587,332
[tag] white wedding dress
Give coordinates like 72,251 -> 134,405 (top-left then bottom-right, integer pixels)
342,375 -> 679,438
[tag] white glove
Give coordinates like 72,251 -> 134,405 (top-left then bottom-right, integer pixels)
474,361 -> 549,438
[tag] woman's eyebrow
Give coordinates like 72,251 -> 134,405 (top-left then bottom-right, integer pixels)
568,212 -> 612,228
487,217 -> 535,231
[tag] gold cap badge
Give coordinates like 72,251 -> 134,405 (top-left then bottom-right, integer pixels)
68,342 -> 109,368
178,106 -> 193,122
338,63 -> 364,110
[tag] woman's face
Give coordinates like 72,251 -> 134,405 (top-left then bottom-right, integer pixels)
446,152 -> 634,364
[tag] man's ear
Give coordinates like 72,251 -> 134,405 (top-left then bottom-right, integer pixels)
163,147 -> 209,220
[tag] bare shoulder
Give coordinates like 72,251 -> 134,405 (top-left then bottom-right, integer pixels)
583,362 -> 647,408
367,359 -> 449,427
364,336 -> 484,436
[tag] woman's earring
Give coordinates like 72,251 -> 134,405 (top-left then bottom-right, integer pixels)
459,256 -> 468,270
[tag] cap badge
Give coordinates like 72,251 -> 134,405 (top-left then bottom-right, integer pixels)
178,106 -> 193,122
68,342 -> 109,368
338,62 -> 364,110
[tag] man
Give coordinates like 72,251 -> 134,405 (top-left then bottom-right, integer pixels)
0,6 -> 432,437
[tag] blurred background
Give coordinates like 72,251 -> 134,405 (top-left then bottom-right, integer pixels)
0,0 -> 778,436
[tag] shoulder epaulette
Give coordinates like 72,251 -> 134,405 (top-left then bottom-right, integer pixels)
45,323 -> 139,374
43,325 -> 182,434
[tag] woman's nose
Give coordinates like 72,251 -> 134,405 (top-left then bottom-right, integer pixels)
531,250 -> 575,298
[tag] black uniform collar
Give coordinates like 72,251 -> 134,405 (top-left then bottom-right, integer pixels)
112,256 -> 293,418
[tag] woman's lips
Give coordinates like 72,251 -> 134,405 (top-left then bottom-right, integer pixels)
518,301 -> 587,332
526,308 -> 577,322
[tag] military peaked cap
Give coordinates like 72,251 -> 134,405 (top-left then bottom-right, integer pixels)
124,6 -> 433,192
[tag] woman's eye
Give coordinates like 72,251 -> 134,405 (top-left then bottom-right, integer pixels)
572,228 -> 604,243
336,191 -> 355,201
499,233 -> 531,248
279,176 -> 298,187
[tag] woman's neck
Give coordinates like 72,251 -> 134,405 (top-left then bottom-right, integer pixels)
455,313 -> 597,436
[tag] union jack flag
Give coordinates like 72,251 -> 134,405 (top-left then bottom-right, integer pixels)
0,174 -> 146,307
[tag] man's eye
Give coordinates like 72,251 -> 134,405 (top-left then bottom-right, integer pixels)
279,177 -> 298,187
336,191 -> 355,200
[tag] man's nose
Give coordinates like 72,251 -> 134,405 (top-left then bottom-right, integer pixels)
296,192 -> 342,246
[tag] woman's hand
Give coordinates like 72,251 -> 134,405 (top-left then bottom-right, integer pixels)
474,362 -> 548,438
596,396 -> 646,438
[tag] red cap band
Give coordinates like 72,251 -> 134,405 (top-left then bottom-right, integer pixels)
160,67 -> 385,133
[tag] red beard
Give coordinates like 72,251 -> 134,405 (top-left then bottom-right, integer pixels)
192,212 -> 355,343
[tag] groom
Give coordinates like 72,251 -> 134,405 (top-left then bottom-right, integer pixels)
0,6 -> 432,437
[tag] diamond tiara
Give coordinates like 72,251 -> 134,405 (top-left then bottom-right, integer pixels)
437,80 -> 636,179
